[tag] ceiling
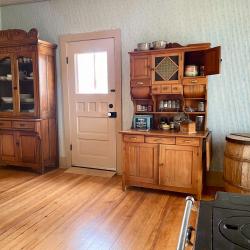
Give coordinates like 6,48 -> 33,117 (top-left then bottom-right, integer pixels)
0,0 -> 49,6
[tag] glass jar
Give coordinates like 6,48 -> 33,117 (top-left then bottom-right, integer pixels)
159,100 -> 164,111
198,102 -> 205,112
167,100 -> 172,109
176,100 -> 180,110
163,100 -> 168,110
172,100 -> 176,109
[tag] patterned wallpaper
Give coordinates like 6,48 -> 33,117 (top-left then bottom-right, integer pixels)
1,0 -> 250,171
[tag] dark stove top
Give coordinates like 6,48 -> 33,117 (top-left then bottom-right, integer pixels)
195,192 -> 250,250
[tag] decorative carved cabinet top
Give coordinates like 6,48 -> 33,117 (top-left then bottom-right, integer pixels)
0,28 -> 38,47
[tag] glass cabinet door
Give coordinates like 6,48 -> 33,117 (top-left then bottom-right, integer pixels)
0,56 -> 14,113
16,55 -> 35,114
152,53 -> 182,84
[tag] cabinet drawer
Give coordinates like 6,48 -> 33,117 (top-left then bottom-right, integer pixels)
182,77 -> 207,85
131,79 -> 151,87
176,137 -> 200,146
152,85 -> 161,94
0,120 -> 12,128
145,136 -> 175,144
161,85 -> 172,94
13,121 -> 35,130
124,135 -> 144,143
171,84 -> 183,94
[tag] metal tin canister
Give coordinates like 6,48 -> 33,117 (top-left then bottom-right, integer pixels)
196,116 -> 205,131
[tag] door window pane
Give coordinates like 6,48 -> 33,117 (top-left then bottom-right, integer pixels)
0,57 -> 14,112
75,52 -> 108,94
17,56 -> 34,113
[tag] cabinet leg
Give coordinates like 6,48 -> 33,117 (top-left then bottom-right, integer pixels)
122,176 -> 127,191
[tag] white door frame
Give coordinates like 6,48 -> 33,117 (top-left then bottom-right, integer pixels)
60,29 -> 122,173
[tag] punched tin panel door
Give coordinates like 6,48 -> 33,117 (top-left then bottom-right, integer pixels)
67,38 -> 117,171
152,52 -> 183,85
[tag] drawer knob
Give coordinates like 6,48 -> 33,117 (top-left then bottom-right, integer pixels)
191,80 -> 197,83
136,82 -> 144,85
19,124 -> 26,127
183,140 -> 191,143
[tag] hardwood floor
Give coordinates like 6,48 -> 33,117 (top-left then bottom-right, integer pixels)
0,167 -> 215,250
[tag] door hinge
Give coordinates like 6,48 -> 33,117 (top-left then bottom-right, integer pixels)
70,144 -> 72,151
66,57 -> 69,64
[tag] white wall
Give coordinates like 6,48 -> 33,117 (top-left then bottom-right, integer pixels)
1,0 -> 250,171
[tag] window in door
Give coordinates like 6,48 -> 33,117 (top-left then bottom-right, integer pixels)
17,56 -> 35,113
0,57 -> 14,112
75,51 -> 108,94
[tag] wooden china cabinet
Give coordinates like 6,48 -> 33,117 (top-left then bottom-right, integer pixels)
0,28 -> 58,173
121,43 -> 221,199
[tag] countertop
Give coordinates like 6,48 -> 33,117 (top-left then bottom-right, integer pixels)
120,129 -> 209,138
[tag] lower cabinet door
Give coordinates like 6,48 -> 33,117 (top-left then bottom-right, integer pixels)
0,131 -> 18,162
124,142 -> 158,184
159,144 -> 198,189
17,132 -> 40,164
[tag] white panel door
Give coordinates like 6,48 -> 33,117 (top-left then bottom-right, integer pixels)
67,38 -> 116,170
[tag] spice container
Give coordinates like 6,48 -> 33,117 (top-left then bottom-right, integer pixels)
159,100 -> 164,111
167,100 -> 172,109
137,105 -> 142,111
163,100 -> 168,110
172,100 -> 176,109
176,100 -> 180,110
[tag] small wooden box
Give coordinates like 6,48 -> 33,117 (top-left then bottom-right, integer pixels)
180,121 -> 196,133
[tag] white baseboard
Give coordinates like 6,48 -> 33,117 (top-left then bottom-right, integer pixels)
59,157 -> 70,168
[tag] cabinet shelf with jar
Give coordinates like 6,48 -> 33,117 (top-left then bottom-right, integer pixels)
122,42 -> 221,199
0,28 -> 58,173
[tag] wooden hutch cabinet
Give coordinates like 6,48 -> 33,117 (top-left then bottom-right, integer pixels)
0,28 -> 58,173
121,43 -> 221,199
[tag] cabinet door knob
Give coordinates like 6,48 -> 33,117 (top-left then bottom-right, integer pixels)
159,163 -> 164,167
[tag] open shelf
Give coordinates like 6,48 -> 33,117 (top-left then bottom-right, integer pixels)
135,111 -> 180,115
184,97 -> 206,100
132,98 -> 152,101
183,76 -> 206,79
183,83 -> 206,86
185,112 -> 206,115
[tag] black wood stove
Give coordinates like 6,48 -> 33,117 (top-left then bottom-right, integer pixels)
195,192 -> 250,249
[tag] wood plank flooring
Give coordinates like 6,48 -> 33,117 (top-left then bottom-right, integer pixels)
0,167 -> 215,250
